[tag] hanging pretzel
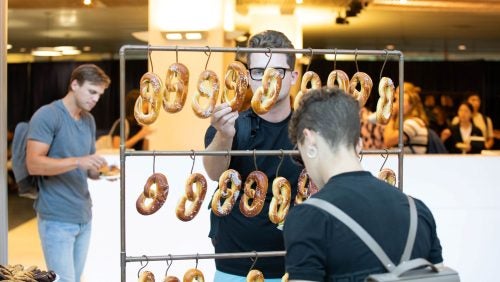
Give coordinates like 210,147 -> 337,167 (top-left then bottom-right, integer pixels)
327,69 -> 350,93
163,62 -> 189,113
136,173 -> 169,215
192,70 -> 220,118
211,169 -> 242,216
349,72 -> 373,107
251,68 -> 282,115
268,176 -> 291,224
293,71 -> 321,110
295,168 -> 318,204
164,276 -> 180,282
375,77 -> 395,125
378,168 -> 397,186
176,173 -> 207,221
221,61 -> 250,112
138,271 -> 155,282
183,268 -> 204,282
135,72 -> 162,125
239,171 -> 268,217
246,269 -> 264,282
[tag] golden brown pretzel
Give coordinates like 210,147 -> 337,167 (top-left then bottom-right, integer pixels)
268,177 -> 292,224
239,171 -> 268,217
135,72 -> 162,125
163,276 -> 180,282
251,68 -> 282,115
376,77 -> 395,125
349,72 -> 373,107
211,169 -> 242,216
136,173 -> 169,215
176,173 -> 207,221
246,269 -> 264,282
378,168 -> 397,186
191,70 -> 220,118
293,71 -> 322,110
222,61 -> 250,112
182,268 -> 204,282
138,271 -> 155,282
295,169 -> 318,205
327,69 -> 350,93
163,63 -> 189,113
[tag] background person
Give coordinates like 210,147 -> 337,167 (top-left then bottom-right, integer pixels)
26,64 -> 111,282
203,30 -> 302,281
442,102 -> 485,154
284,87 -> 443,281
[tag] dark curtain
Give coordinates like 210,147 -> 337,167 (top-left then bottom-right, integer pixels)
7,60 -> 147,135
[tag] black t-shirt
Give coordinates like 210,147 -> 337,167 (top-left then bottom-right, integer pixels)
284,171 -> 443,281
204,110 -> 302,278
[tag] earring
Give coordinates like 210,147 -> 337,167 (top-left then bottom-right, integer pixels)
306,146 -> 317,159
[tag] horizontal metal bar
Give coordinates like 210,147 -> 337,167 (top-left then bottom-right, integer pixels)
123,149 -> 401,157
126,250 -> 286,263
119,44 -> 402,57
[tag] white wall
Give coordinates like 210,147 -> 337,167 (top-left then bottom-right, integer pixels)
85,155 -> 500,281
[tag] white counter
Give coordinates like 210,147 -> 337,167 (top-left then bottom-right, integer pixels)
85,154 -> 500,282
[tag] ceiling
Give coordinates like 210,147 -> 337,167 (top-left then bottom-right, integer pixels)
6,0 -> 500,60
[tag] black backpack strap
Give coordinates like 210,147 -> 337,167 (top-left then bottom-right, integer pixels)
235,110 -> 260,149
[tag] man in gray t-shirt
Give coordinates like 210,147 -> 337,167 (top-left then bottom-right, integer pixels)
26,64 -> 111,282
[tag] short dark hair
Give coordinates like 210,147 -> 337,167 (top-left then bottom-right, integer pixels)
289,87 -> 360,150
247,30 -> 296,69
69,64 -> 111,91
458,101 -> 474,113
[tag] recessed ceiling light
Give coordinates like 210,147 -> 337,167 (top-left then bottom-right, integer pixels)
83,46 -> 92,52
185,32 -> 203,40
83,0 -> 92,5
165,33 -> 183,40
31,47 -> 63,57
7,44 -> 12,50
458,44 -> 467,51
386,44 -> 395,50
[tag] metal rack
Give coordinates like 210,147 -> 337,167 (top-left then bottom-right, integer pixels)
118,45 -> 405,281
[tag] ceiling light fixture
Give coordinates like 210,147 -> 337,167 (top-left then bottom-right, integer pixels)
162,31 -> 206,41
83,0 -> 92,6
457,44 -> 467,51
31,47 -> 63,57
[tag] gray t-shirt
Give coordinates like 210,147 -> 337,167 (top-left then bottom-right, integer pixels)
28,100 -> 96,223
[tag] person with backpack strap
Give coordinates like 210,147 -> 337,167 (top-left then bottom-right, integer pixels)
284,87 -> 446,281
26,64 -> 111,282
203,30 -> 302,281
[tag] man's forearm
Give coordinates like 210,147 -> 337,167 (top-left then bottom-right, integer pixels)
203,132 -> 233,181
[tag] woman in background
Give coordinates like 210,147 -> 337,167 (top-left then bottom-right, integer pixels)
442,102 -> 484,154
383,82 -> 429,154
112,89 -> 153,150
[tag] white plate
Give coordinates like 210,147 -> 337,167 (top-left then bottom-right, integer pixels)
100,174 -> 120,181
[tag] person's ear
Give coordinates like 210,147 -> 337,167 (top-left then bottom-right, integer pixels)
290,70 -> 299,85
302,128 -> 317,146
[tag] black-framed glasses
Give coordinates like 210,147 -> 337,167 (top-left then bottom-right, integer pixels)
248,68 -> 291,81
290,144 -> 304,167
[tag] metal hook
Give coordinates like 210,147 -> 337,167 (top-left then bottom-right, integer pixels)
204,46 -> 212,71
195,253 -> 199,269
276,149 -> 285,177
253,149 -> 258,171
333,48 -> 338,70
305,47 -> 314,73
359,150 -> 364,163
379,148 -> 390,171
147,44 -> 154,73
354,49 -> 359,73
164,254 -> 173,276
235,46 -> 240,61
175,45 -> 179,63
264,47 -> 273,70
152,150 -> 156,174
249,251 -> 259,271
379,49 -> 389,80
137,255 -> 149,278
190,150 -> 196,175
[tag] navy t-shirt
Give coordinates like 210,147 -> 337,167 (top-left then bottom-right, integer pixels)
284,171 -> 443,281
204,110 -> 302,278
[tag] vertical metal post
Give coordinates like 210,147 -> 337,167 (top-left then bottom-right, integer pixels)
119,47 -> 126,282
0,0 -> 9,264
398,53 -> 405,191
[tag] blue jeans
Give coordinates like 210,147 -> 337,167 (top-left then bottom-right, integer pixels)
214,270 -> 283,282
38,217 -> 92,282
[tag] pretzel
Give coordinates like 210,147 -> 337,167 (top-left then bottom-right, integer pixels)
138,271 -> 155,282
221,61 -> 249,112
211,169 -> 242,216
293,71 -> 321,110
135,72 -> 162,125
239,171 -> 268,217
378,168 -> 397,186
268,177 -> 291,224
191,70 -> 220,118
295,169 -> 318,204
136,173 -> 169,215
163,62 -> 189,113
164,276 -> 180,282
251,68 -> 282,115
349,72 -> 373,107
327,69 -> 350,93
375,77 -> 395,125
176,173 -> 207,221
246,269 -> 264,282
183,268 -> 204,282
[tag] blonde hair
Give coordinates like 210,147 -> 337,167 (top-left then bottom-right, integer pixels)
394,82 -> 428,127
